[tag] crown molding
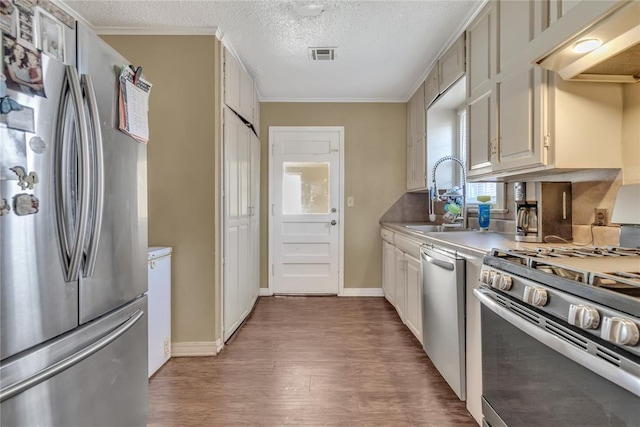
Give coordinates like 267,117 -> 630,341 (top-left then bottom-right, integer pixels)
260,97 -> 407,103
94,26 -> 219,36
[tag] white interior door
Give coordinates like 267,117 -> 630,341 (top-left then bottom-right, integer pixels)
270,127 -> 343,294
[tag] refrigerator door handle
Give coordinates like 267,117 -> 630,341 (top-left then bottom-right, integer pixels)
80,74 -> 104,278
0,310 -> 144,403
56,65 -> 90,282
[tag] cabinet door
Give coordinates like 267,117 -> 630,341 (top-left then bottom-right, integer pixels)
439,34 -> 466,94
425,67 -> 439,107
413,84 -> 426,143
468,92 -> 494,175
413,137 -> 427,190
224,108 -> 252,340
498,0 -> 546,73
406,142 -> 414,191
495,65 -> 546,171
407,84 -> 426,191
240,70 -> 254,124
466,3 -> 496,177
394,248 -> 407,322
223,50 -> 241,115
382,241 -> 396,305
253,87 -> 260,134
405,254 -> 422,344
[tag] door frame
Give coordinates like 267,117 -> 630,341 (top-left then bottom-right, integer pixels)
268,126 -> 345,296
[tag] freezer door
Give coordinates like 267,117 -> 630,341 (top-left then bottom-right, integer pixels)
76,23 -> 148,324
0,296 -> 148,427
1,51 -> 79,360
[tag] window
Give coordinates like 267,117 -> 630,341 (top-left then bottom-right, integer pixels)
457,107 -> 506,209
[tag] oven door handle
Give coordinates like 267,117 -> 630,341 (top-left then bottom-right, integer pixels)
474,288 -> 640,397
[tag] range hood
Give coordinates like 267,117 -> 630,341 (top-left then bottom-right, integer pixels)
536,1 -> 640,83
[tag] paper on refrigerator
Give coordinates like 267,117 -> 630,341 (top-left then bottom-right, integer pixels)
118,66 -> 152,144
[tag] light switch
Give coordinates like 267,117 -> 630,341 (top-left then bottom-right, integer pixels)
347,196 -> 355,207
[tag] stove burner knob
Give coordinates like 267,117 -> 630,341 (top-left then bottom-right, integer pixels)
601,317 -> 640,346
494,274 -> 512,291
480,270 -> 491,284
523,286 -> 548,306
483,270 -> 497,286
568,304 -> 600,330
489,273 -> 504,289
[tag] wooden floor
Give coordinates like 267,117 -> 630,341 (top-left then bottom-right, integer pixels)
148,297 -> 478,426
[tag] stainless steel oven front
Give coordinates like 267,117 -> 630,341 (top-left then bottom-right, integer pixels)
475,287 -> 640,427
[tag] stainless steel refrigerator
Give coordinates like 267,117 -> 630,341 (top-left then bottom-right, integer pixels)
1,21 -> 148,426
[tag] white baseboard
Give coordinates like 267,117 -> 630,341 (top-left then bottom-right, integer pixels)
171,340 -> 221,357
339,288 -> 384,297
259,288 -> 273,296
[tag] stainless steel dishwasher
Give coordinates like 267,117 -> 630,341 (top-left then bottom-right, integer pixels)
421,245 -> 466,400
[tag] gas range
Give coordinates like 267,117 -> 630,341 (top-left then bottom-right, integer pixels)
481,246 -> 640,356
490,246 -> 640,299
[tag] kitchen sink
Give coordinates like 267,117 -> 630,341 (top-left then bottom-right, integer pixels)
404,224 -> 466,233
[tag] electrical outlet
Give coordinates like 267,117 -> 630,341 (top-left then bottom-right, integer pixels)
594,208 -> 608,226
163,337 -> 170,358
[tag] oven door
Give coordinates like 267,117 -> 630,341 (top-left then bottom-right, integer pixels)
475,288 -> 640,427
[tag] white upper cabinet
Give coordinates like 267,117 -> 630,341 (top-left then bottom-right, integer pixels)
439,35 -> 466,94
466,3 -> 496,176
252,88 -> 260,136
425,67 -> 439,108
424,34 -> 467,110
406,83 -> 427,191
465,0 -> 623,180
224,48 -> 256,127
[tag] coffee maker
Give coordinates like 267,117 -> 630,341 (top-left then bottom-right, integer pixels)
514,182 -> 572,242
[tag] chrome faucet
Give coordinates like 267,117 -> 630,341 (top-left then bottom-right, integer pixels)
429,155 -> 468,228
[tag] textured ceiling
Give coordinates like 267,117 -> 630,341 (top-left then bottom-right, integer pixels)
63,1 -> 483,101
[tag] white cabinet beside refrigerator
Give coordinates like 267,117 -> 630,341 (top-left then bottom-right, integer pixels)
147,247 -> 172,377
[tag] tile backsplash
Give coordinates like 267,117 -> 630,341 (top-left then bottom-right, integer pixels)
383,168 -> 624,246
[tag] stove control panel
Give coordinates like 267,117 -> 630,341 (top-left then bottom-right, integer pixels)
568,304 -> 600,330
601,317 -> 640,346
523,286 -> 548,307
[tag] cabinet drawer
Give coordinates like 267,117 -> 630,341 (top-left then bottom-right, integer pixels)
394,234 -> 422,259
381,228 -> 395,244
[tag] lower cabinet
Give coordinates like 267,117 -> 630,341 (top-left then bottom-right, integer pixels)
381,228 -> 423,345
380,226 -> 484,424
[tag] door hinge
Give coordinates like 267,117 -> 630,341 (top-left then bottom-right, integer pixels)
271,204 -> 274,215
272,145 -> 275,156
271,264 -> 274,276
544,134 -> 551,148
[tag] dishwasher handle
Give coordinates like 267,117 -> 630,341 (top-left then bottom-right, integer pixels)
421,248 -> 455,271
422,253 -> 455,271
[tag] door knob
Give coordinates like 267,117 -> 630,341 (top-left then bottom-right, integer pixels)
331,208 -> 337,213
330,220 -> 337,225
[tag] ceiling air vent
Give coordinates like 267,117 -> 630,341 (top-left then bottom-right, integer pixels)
309,47 -> 336,61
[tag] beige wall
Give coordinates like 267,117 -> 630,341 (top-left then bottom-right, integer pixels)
622,84 -> 640,184
102,36 -> 219,343
260,103 -> 407,289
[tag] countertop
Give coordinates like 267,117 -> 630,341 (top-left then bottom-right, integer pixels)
381,221 -> 551,258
